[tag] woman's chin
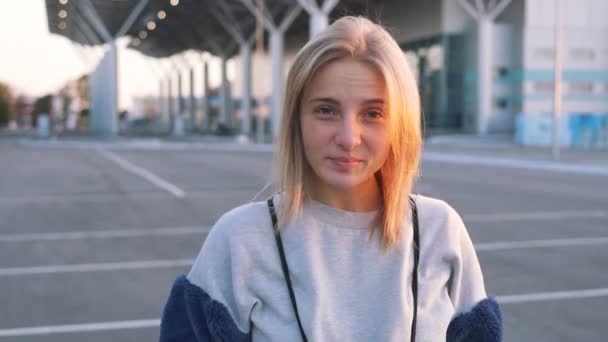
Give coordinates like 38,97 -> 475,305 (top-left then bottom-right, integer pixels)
318,172 -> 370,191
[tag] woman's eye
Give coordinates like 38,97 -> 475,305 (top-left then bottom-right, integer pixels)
365,110 -> 383,119
315,106 -> 335,116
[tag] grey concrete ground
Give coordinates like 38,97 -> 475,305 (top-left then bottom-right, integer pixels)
0,139 -> 607,341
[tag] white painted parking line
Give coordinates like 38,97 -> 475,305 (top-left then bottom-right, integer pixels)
423,152 -> 608,176
0,226 -> 210,242
0,192 -> 169,205
0,259 -> 194,276
17,140 -> 608,175
0,319 -> 160,337
0,188 -> 252,205
497,288 -> 608,304
465,209 -> 608,222
476,237 -> 608,251
97,148 -> 186,198
19,139 -> 275,152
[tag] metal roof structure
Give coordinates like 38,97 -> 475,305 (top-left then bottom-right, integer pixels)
45,0 -> 516,138
44,0 -> 385,136
46,0 -> 375,59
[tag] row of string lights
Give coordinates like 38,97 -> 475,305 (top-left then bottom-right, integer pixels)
54,0 -> 180,46
57,0 -> 68,30
132,0 -> 180,47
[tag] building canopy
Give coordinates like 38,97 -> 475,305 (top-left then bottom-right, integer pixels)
46,0 -> 375,58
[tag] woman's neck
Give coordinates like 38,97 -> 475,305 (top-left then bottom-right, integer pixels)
308,176 -> 382,212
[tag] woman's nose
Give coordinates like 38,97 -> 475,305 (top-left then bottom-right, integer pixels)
334,115 -> 361,150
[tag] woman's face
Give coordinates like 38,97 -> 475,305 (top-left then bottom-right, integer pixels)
299,58 -> 391,194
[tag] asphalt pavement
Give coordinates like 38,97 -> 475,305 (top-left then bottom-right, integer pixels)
1,137 -> 607,341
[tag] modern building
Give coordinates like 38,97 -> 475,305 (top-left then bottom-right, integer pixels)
45,0 -> 608,146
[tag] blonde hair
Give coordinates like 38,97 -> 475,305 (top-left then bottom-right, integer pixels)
275,16 -> 422,250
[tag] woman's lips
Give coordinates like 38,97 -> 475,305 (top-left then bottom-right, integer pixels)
328,157 -> 362,169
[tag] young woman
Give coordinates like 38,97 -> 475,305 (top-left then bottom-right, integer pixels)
159,16 -> 502,342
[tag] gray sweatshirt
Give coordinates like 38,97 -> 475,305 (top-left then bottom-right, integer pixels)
187,194 -> 488,341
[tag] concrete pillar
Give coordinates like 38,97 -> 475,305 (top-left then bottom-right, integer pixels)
90,42 -> 118,135
167,76 -> 173,132
189,67 -> 195,131
174,71 -> 184,136
477,17 -> 493,135
158,79 -> 163,123
108,41 -> 118,134
177,71 -> 183,117
456,0 -> 513,135
298,0 -> 339,38
220,55 -> 230,127
270,31 -> 284,140
310,11 -> 328,38
203,60 -> 210,130
240,43 -> 252,136
238,1 -> 302,140
78,0 -> 150,135
417,51 -> 428,126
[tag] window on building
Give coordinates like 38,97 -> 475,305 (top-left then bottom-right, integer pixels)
495,98 -> 508,109
534,48 -> 554,61
427,45 -> 443,72
569,82 -> 594,94
404,52 -> 418,82
569,48 -> 594,62
533,81 -> 553,92
496,67 -> 509,79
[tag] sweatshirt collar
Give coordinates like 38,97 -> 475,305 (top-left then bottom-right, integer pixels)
303,199 -> 378,229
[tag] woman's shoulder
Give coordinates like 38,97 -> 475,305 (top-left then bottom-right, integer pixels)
188,197 -> 276,284
205,198 -> 274,243
414,194 -> 462,219
411,194 -> 466,237
182,199 -> 276,339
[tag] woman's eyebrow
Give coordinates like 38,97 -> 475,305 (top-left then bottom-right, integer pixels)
308,97 -> 385,105
308,97 -> 339,104
362,98 -> 385,105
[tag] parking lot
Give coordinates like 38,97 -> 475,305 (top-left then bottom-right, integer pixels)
1,141 -> 607,341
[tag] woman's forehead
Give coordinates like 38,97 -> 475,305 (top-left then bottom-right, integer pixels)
302,59 -> 387,102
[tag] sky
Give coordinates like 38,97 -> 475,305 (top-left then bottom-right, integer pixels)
0,0 -> 228,111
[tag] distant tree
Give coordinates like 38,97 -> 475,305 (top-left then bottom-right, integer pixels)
31,94 -> 53,127
0,82 -> 13,127
32,94 -> 52,115
78,108 -> 89,128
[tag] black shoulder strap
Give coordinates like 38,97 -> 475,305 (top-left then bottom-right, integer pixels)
267,198 -> 308,342
410,196 -> 420,342
267,197 -> 420,342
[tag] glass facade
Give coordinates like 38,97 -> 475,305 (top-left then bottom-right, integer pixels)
401,34 -> 466,134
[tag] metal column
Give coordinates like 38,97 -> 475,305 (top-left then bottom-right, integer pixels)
167,75 -> 173,133
297,0 -> 339,38
220,55 -> 230,127
189,67 -> 196,131
240,42 -> 252,136
203,60 -> 210,131
158,79 -> 164,124
477,17 -> 492,135
457,0 -> 513,135
77,0 -> 149,135
174,70 -> 184,136
239,1 -> 302,140
269,31 -> 283,138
